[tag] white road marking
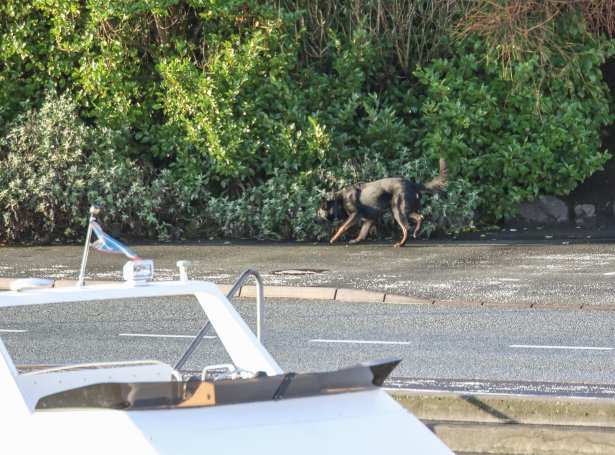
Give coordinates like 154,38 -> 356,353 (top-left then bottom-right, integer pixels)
310,339 -> 412,345
0,329 -> 27,333
603,272 -> 615,276
510,344 -> 613,351
119,333 -> 216,339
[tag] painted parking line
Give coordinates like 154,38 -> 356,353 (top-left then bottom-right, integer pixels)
119,333 -> 216,339
310,339 -> 412,345
0,329 -> 27,333
510,344 -> 613,351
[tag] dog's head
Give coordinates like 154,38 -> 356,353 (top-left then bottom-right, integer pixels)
314,193 -> 347,224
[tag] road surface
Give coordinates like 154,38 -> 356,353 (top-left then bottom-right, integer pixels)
1,295 -> 614,397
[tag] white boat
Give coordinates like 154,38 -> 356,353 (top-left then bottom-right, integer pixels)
0,258 -> 453,454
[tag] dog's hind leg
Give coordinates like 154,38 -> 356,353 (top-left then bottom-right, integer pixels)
392,205 -> 410,248
329,214 -> 360,243
349,219 -> 374,244
409,212 -> 424,238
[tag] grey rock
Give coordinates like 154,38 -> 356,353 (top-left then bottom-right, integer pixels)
514,196 -> 570,226
574,204 -> 596,228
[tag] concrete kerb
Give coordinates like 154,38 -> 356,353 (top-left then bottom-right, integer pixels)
239,285 -> 337,300
392,392 -> 615,455
1,276 -> 615,310
392,392 -> 615,428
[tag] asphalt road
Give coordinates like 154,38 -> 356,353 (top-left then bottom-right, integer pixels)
1,295 -> 614,396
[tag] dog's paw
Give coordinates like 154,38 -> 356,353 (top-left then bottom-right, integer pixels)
394,242 -> 405,248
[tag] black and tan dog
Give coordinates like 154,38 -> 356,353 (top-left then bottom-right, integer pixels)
315,159 -> 447,247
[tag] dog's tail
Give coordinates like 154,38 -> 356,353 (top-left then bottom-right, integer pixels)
423,158 -> 448,194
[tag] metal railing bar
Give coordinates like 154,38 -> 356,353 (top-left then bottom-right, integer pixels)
173,269 -> 264,373
173,321 -> 212,371
225,269 -> 264,342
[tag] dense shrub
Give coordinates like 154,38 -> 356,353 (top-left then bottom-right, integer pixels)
205,172 -> 326,241
0,95 -> 199,243
0,1 -> 613,243
158,26 -> 387,192
415,32 -> 614,219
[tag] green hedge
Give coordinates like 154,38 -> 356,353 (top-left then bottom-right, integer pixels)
0,1 -> 613,243
415,33 -> 614,219
0,95 -> 201,242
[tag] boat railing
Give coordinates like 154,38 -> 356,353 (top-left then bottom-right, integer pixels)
173,269 -> 264,372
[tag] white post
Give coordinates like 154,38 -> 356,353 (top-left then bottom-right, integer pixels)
177,260 -> 192,282
77,205 -> 100,287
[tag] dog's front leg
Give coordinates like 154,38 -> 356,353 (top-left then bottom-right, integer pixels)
394,224 -> 409,248
330,214 -> 359,243
349,219 -> 374,244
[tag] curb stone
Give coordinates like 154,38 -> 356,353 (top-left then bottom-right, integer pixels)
335,288 -> 385,303
239,285 -> 337,300
391,392 -> 615,455
1,277 -> 615,311
384,294 -> 434,304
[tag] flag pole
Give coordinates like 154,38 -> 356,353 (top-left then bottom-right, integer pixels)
77,205 -> 100,287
